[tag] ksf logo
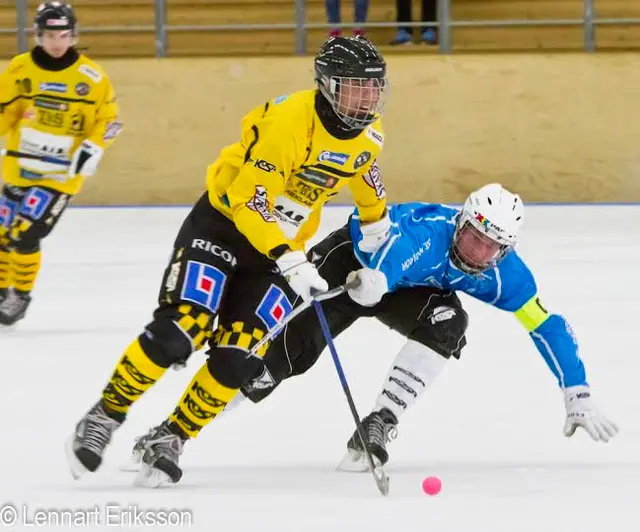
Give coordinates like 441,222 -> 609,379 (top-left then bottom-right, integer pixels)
254,159 -> 276,173
191,239 -> 237,266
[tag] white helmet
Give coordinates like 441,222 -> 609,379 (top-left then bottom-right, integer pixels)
451,183 -> 524,274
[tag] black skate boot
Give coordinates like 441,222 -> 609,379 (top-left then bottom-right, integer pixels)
65,400 -> 122,479
0,290 -> 31,325
134,420 -> 186,487
339,408 -> 398,471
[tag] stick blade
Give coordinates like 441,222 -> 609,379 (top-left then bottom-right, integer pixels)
373,466 -> 390,496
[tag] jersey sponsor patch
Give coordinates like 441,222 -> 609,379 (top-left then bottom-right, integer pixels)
318,150 -> 349,166
246,185 -> 276,222
75,82 -> 90,96
273,94 -> 289,104
104,121 -> 123,140
273,195 -> 312,239
180,260 -> 227,313
34,98 -> 68,111
19,188 -> 54,220
18,127 -> 73,174
362,161 -> 385,199
354,151 -> 371,169
78,64 -> 102,83
296,168 -> 338,188
39,82 -> 67,93
365,126 -> 384,147
256,284 -> 293,331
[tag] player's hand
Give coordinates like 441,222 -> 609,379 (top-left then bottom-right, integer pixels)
563,385 -> 618,442
69,139 -> 104,178
276,250 -> 328,302
346,268 -> 388,307
358,211 -> 391,254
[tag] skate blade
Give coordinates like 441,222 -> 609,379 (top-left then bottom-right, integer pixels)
337,449 -> 381,472
120,447 -> 144,472
119,454 -> 142,472
133,464 -> 174,488
64,435 -> 89,480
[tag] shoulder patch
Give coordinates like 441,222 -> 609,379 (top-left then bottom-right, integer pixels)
365,126 -> 384,147
78,64 -> 102,84
362,160 -> 386,199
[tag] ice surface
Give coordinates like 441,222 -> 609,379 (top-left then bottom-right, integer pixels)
1,205 -> 638,531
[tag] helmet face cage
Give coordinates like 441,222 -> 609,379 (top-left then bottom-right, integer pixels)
314,36 -> 388,130
34,2 -> 78,45
450,212 -> 514,275
319,74 -> 388,129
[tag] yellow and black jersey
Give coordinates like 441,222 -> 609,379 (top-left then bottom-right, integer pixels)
206,89 -> 386,258
0,51 -> 120,195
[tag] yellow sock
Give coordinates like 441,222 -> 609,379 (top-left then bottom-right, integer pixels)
102,338 -> 167,415
0,248 -> 12,291
13,250 -> 40,293
169,362 -> 239,438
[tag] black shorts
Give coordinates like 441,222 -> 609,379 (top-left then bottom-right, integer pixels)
154,193 -> 297,355
243,224 -> 468,402
0,184 -> 70,251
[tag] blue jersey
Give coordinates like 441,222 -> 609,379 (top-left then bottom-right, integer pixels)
349,202 -> 586,389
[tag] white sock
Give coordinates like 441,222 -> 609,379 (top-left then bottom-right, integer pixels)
374,339 -> 447,420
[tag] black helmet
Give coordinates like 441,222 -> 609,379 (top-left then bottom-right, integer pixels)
314,36 -> 389,130
34,2 -> 78,37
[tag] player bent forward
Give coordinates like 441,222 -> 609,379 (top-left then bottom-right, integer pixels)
134,183 -> 617,472
66,35 -> 393,487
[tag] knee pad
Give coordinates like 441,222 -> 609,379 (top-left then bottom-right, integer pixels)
410,304 -> 468,359
8,217 -> 41,253
207,348 -> 263,390
139,318 -> 193,368
141,304 -> 214,367
207,321 -> 268,389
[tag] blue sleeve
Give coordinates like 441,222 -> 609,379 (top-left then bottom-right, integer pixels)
350,206 -> 434,290
530,314 -> 587,388
474,252 -> 587,389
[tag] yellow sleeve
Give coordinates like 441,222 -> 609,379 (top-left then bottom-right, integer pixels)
86,73 -> 121,149
0,64 -> 22,136
225,117 -> 301,258
514,294 -> 551,332
349,159 -> 387,223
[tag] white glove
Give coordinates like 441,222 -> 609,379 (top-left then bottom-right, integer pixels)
346,268 -> 388,307
563,385 -> 618,442
276,250 -> 328,302
358,212 -> 391,254
69,139 -> 104,178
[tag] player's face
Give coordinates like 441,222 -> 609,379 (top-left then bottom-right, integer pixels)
453,223 -> 504,272
40,30 -> 75,58
336,77 -> 386,120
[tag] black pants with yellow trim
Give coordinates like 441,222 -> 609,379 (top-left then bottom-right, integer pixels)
241,224 -> 469,403
0,184 -> 70,295
101,193 -> 297,438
